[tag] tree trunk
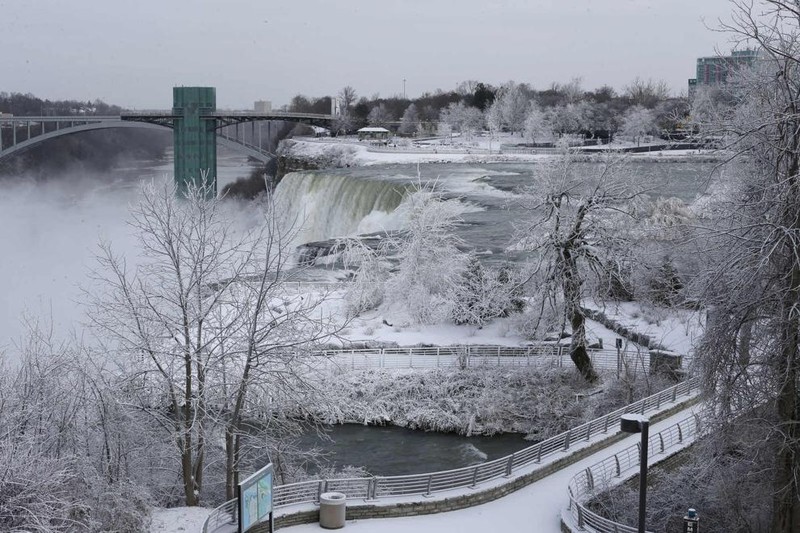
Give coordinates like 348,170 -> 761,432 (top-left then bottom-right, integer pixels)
225,428 -> 236,501
562,248 -> 598,383
770,263 -> 800,533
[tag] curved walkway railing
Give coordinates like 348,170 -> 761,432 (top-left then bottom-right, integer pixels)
564,413 -> 700,532
203,377 -> 698,533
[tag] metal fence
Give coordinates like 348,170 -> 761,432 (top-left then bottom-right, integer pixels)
203,377 -> 698,533
565,414 -> 700,532
311,345 -> 656,374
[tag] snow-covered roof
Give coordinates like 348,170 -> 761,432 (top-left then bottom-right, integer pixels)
357,127 -> 390,133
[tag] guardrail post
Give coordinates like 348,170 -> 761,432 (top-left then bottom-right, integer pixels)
603,414 -> 610,433
585,468 -> 594,490
536,442 -> 544,463
426,475 -> 433,496
678,424 -> 683,442
640,399 -> 646,415
564,429 -> 571,451
585,423 -> 592,441
471,466 -> 479,488
505,454 -> 514,477
577,504 -> 586,528
659,432 -> 665,453
672,384 -> 678,403
317,480 -> 325,503
614,454 -> 621,476
656,392 -> 662,410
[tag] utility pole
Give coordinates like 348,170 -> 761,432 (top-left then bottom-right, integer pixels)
403,78 -> 406,99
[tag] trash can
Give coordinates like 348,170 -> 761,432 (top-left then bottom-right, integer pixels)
319,492 -> 346,529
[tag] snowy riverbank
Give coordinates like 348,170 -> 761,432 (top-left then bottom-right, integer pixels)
279,136 -> 724,168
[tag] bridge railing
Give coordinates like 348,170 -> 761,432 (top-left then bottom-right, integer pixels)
203,377 -> 698,533
564,414 -> 699,532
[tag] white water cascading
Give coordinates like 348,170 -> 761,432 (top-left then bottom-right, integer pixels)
274,171 -> 411,244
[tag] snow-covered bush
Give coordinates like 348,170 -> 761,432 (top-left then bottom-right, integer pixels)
309,366 -> 604,439
382,184 -> 470,324
452,258 -> 525,326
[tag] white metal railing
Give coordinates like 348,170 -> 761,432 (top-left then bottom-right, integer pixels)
311,345 -> 659,374
202,498 -> 237,533
565,414 -> 700,533
203,377 -> 698,533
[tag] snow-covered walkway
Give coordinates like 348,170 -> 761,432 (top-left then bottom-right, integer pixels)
278,406 -> 698,533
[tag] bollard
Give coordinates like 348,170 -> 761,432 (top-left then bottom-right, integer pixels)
683,508 -> 700,533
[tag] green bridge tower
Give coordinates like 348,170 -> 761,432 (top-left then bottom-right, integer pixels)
172,87 -> 217,197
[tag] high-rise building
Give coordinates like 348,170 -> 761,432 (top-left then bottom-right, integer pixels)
688,49 -> 758,97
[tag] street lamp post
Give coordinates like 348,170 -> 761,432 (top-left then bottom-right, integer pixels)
620,414 -> 650,533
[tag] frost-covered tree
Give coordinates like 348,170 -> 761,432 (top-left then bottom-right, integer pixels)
439,102 -> 485,140
398,103 -> 420,135
487,81 -> 530,134
452,257 -> 524,326
523,102 -> 554,144
695,2 -> 800,530
547,103 -> 587,136
620,105 -> 657,145
384,185 -> 470,324
89,181 -> 345,505
367,103 -> 394,128
512,152 -> 641,382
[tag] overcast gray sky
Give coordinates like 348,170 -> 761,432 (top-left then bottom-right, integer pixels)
1,0 -> 735,110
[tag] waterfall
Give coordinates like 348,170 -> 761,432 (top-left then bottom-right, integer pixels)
274,171 -> 410,244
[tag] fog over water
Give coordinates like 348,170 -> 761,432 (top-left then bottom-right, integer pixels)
0,150 -> 261,353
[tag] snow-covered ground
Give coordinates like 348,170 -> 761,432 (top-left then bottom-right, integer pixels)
285,135 -> 720,168
585,300 -> 703,356
150,507 -> 211,533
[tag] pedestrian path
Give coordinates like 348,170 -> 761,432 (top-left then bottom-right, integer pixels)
279,406 -> 698,533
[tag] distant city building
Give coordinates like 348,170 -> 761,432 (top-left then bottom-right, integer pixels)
254,100 -> 272,113
688,49 -> 758,97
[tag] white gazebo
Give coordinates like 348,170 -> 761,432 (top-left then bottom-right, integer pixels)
357,127 -> 391,141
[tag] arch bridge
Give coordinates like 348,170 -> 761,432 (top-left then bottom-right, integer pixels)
0,111 -> 333,163
1,88 -> 334,196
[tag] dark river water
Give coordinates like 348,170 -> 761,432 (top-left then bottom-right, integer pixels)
299,424 -> 530,476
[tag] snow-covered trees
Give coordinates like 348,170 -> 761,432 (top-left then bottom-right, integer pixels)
523,102 -> 553,144
439,102 -> 485,140
512,153 -> 640,382
398,103 -> 420,135
0,325 -> 152,532
695,2 -> 800,530
486,81 -> 530,134
384,185 -> 469,324
452,258 -> 524,326
367,103 -> 394,128
620,105 -> 657,145
89,181 -> 345,505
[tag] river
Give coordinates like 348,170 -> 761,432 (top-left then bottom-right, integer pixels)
0,149 -> 716,475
